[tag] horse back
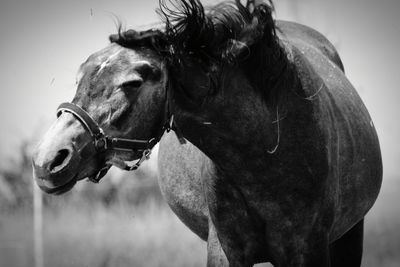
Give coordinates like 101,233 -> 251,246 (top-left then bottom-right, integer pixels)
276,20 -> 345,72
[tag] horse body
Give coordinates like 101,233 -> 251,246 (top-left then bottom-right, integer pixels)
32,1 -> 382,266
158,20 -> 382,265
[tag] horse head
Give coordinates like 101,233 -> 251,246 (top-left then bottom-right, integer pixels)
32,0 -> 283,194
31,0 -> 283,194
32,30 -> 170,194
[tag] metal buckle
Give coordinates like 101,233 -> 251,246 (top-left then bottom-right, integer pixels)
94,130 -> 108,151
94,137 -> 107,151
88,165 -> 110,183
126,148 -> 152,171
143,148 -> 152,159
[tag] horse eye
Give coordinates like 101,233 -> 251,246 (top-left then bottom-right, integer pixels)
120,79 -> 143,89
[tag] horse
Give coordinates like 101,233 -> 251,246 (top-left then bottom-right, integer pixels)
32,0 -> 382,266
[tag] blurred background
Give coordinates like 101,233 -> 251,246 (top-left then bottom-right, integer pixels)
0,0 -> 399,266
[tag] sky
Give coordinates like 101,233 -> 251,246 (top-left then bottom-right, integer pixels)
0,0 -> 399,178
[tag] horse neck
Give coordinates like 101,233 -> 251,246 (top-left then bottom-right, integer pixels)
174,47 -> 306,177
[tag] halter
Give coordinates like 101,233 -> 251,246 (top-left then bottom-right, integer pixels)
56,98 -> 185,183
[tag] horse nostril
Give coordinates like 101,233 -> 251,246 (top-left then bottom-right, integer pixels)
49,149 -> 70,172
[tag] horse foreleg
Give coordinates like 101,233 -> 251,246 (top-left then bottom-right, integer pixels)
207,222 -> 229,267
301,240 -> 331,267
329,219 -> 364,267
268,228 -> 331,267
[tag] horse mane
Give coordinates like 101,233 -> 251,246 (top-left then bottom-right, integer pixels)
110,0 -> 295,106
159,0 -> 277,61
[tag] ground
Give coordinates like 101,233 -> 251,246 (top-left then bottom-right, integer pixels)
0,177 -> 399,267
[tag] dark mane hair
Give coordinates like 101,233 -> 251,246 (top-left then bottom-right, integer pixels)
159,0 -> 278,62
110,0 -> 295,106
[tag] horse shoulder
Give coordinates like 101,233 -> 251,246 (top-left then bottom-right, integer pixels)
158,131 -> 211,240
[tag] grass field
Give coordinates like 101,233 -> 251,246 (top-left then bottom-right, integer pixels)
0,200 -> 206,267
0,178 -> 399,267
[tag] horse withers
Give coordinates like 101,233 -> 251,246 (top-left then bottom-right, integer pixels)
32,1 -> 382,266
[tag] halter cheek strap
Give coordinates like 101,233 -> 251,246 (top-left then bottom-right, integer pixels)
57,103 -> 155,152
56,101 -> 185,183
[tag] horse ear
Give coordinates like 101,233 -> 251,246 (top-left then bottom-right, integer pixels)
109,34 -> 119,43
134,29 -> 169,49
109,29 -> 169,52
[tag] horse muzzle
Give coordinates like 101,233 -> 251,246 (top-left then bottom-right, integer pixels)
32,144 -> 81,194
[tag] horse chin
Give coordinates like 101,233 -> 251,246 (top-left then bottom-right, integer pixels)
36,175 -> 77,195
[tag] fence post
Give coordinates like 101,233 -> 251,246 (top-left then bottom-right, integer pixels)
33,180 -> 44,267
